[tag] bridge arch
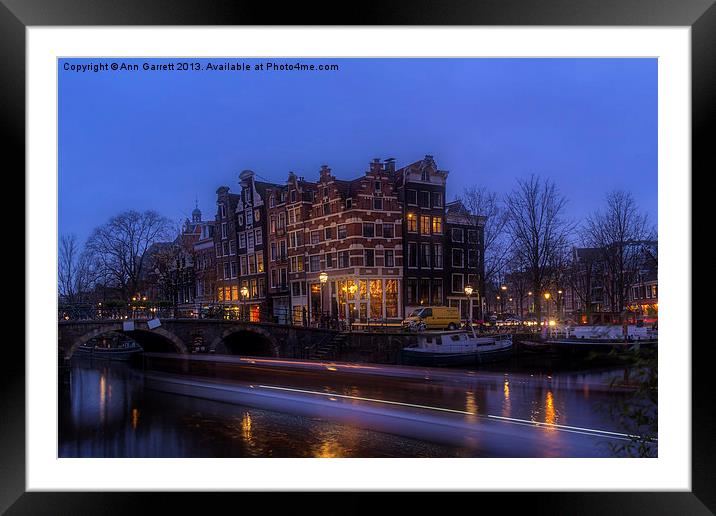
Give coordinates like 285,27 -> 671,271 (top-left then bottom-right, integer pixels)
66,324 -> 187,359
211,325 -> 280,357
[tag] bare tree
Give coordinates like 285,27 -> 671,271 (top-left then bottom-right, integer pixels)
505,175 -> 575,322
84,210 -> 174,300
584,190 -> 654,318
459,186 -> 510,312
58,234 -> 97,303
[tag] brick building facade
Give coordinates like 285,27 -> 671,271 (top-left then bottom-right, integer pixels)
200,154 -> 485,325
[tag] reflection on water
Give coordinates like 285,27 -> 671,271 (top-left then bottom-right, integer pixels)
59,360 -> 471,458
59,356 -> 645,458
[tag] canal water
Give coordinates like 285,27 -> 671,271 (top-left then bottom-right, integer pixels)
58,356 -> 653,458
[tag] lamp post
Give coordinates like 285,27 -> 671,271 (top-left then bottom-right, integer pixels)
464,285 -> 473,328
319,272 -> 328,328
240,285 -> 249,321
557,290 -> 563,321
500,285 -> 507,314
544,292 -> 551,327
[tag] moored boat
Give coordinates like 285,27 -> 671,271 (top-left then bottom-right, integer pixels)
401,330 -> 512,366
520,324 -> 657,354
74,344 -> 143,360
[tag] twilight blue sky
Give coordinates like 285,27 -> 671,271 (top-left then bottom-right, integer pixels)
59,58 -> 657,243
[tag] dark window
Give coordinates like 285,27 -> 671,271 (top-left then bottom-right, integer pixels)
339,251 -> 350,268
363,223 -> 375,237
432,192 -> 443,208
324,227 -> 334,240
383,224 -> 394,239
375,181 -> 381,191
407,279 -> 418,305
432,280 -> 443,304
421,243 -> 431,268
419,280 -> 430,305
290,190 -> 297,202
419,191 -> 430,208
452,228 -> 464,243
346,198 -> 352,209
385,250 -> 394,267
326,252 -> 334,268
468,230 -> 478,243
373,197 -> 383,210
406,189 -> 417,205
408,242 -> 418,268
338,225 -> 347,239
452,249 -> 464,268
365,249 -> 375,267
323,203 -> 330,216
452,274 -> 464,293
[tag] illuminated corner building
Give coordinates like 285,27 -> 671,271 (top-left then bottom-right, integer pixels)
265,182 -> 290,324
213,185 -> 242,314
297,160 -> 404,326
192,203 -> 216,314
444,200 -> 485,321
235,170 -> 278,322
396,155 -> 447,316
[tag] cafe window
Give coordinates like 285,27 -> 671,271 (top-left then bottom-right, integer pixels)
385,279 -> 398,318
369,280 -> 382,319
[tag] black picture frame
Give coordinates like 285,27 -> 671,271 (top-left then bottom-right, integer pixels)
3,0 -> 709,513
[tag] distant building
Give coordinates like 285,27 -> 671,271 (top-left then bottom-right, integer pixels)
396,155 -> 447,315
444,200 -> 485,320
213,186 -> 242,314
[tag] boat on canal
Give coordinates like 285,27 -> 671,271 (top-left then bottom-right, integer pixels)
74,334 -> 143,361
401,329 -> 513,366
520,325 -> 657,354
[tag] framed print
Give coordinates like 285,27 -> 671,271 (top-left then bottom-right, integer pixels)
3,0 -> 711,513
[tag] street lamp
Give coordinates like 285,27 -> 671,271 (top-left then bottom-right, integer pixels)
319,272 -> 328,328
544,292 -> 551,326
240,285 -> 249,321
464,285 -> 473,326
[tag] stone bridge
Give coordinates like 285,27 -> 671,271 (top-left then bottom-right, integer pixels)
58,319 -> 339,360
